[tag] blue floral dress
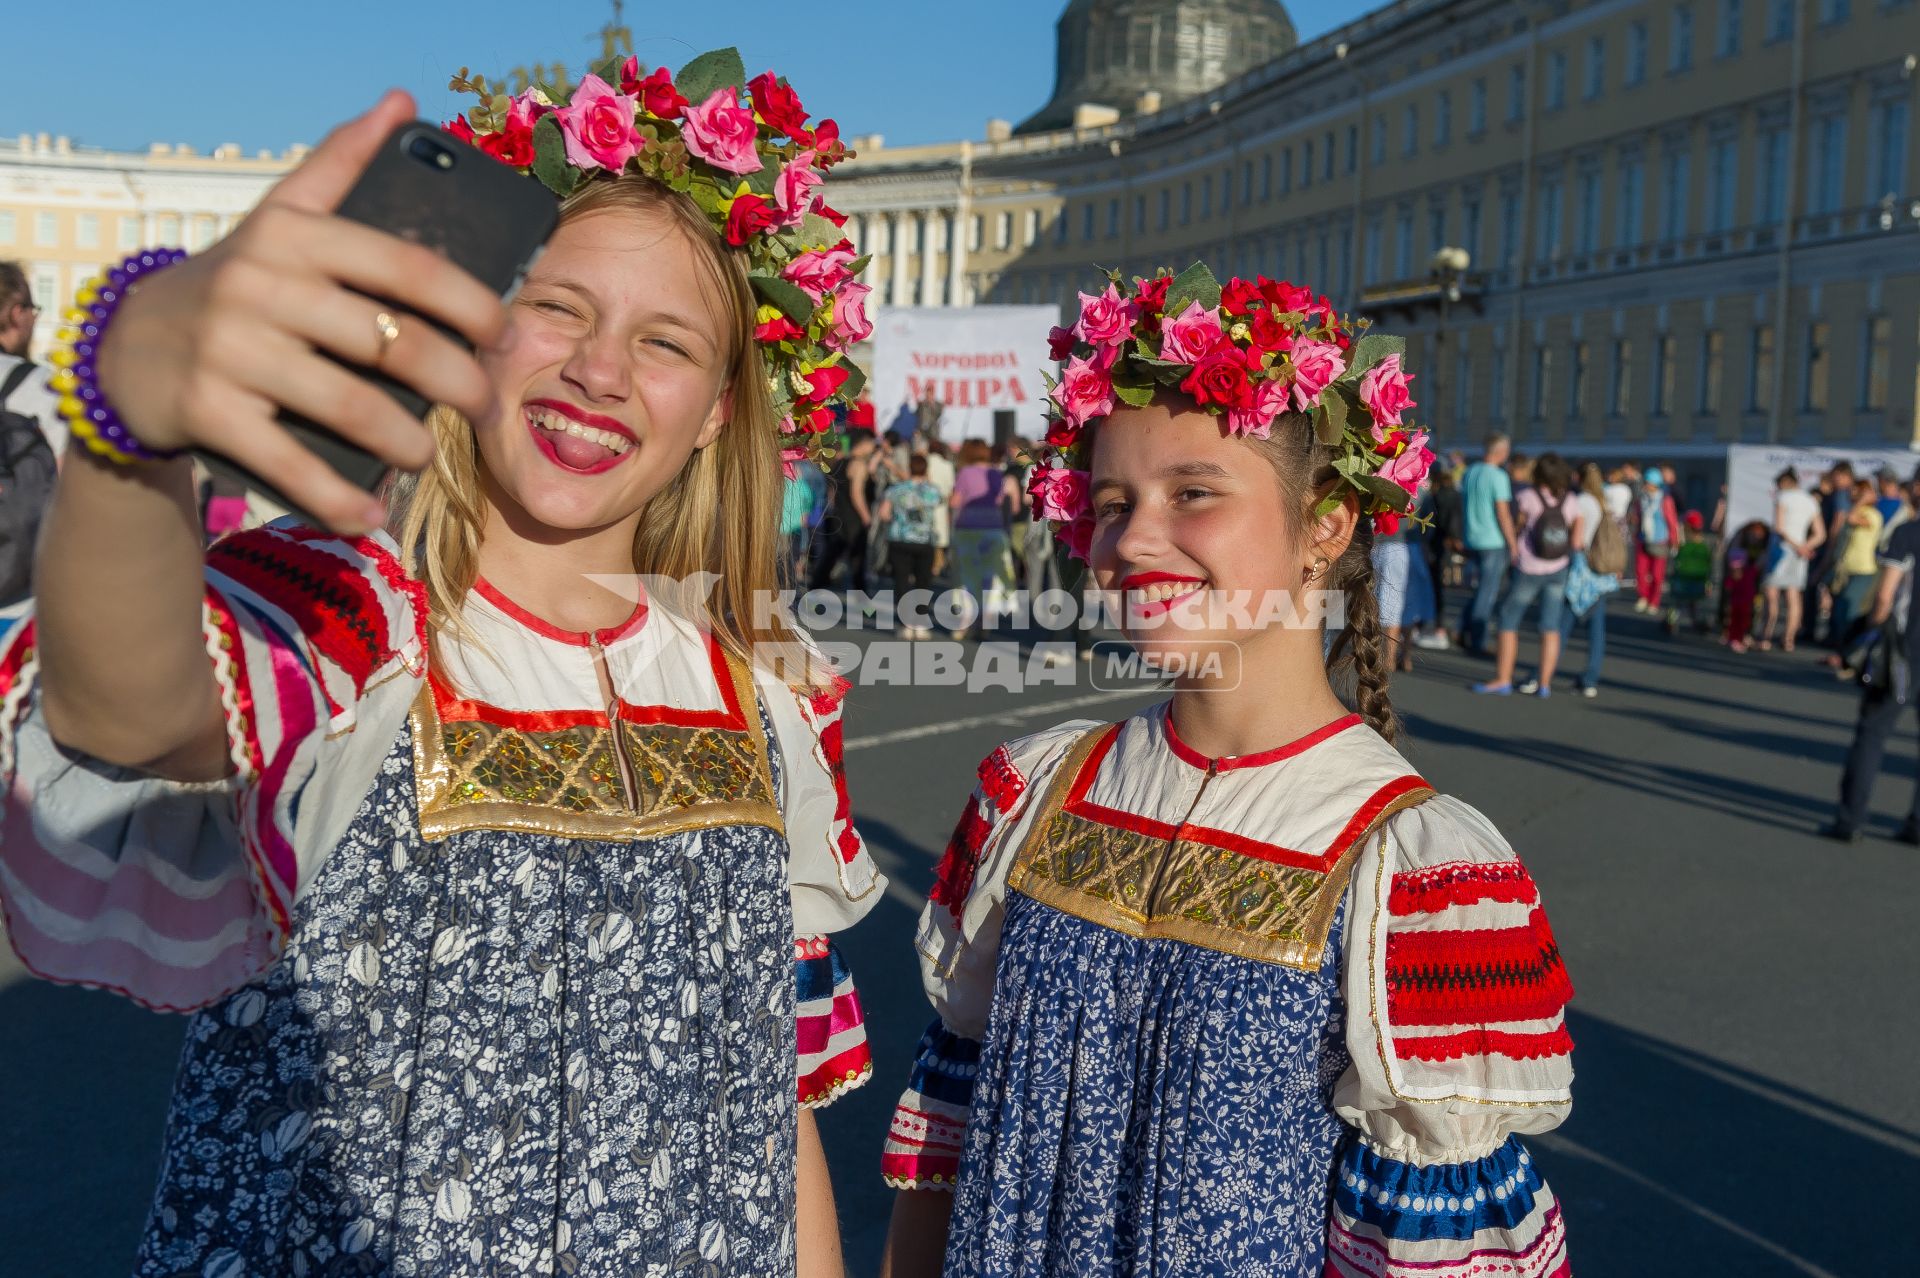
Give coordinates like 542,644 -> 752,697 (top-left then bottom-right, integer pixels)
0,527 -> 884,1277
884,707 -> 1575,1278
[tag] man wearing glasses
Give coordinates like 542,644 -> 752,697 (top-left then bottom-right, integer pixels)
0,262 -> 39,359
0,261 -> 64,456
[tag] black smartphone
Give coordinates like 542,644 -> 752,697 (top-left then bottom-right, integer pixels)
195,120 -> 559,520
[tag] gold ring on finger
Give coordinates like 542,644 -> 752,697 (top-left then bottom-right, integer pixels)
373,310 -> 401,367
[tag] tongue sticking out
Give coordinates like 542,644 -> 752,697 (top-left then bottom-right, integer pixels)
540,426 -> 618,471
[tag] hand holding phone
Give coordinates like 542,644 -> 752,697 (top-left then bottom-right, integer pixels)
94,92 -> 556,534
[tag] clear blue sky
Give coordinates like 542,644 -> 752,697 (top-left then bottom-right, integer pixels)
9,0 -> 1374,154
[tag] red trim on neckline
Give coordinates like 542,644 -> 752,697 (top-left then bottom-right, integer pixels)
1062,722 -> 1427,872
1162,709 -> 1362,771
428,629 -> 748,734
472,577 -> 648,648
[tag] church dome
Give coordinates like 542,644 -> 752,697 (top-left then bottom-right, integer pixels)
1016,0 -> 1299,135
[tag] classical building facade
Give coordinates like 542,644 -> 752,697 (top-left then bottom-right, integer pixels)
831,0 -> 1920,459
0,135 -> 298,354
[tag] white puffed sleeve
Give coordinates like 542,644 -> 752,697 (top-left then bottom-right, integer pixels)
1327,794 -> 1575,1276
880,720 -> 1092,1190
0,526 -> 424,1013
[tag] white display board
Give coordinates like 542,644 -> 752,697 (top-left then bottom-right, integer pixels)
1725,444 -> 1920,533
869,306 -> 1060,443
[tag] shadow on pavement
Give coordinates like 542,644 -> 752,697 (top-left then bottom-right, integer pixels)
1398,711 -> 1836,829
1548,1008 -> 1920,1276
0,970 -> 185,1273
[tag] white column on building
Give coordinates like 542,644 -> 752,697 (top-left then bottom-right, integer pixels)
950,141 -> 974,308
919,210 -> 940,307
947,205 -> 969,308
889,209 -> 910,307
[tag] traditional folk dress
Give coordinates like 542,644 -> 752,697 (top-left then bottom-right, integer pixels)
0,525 -> 882,1277
881,704 -> 1574,1278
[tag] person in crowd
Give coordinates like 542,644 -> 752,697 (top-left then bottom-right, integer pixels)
1665,511 -> 1715,634
0,76 -> 882,1273
1660,463 -> 1684,512
0,261 -> 68,639
947,438 -> 1020,640
1474,451 -> 1584,696
0,259 -> 41,360
1457,431 -> 1516,655
880,269 -> 1573,1278
1372,506 -> 1437,672
781,462 -> 817,584
1632,469 -> 1681,613
1875,468 -> 1909,525
1824,477 -> 1885,649
1413,464 -> 1462,650
1807,462 -> 1855,637
1722,519 -> 1771,652
924,435 -> 956,576
1758,467 -> 1826,652
1509,452 -> 1535,489
1560,460 -> 1614,696
1825,508 -> 1920,843
809,430 -> 878,594
878,453 -> 945,638
1603,464 -> 1635,523
849,388 -> 878,434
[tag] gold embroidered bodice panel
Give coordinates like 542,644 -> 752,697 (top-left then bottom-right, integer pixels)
410,646 -> 782,844
1007,725 -> 1432,970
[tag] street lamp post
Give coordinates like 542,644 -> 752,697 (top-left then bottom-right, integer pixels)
1429,246 -> 1473,437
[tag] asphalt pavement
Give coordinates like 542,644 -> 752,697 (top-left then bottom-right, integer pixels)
3,597 -> 1915,1276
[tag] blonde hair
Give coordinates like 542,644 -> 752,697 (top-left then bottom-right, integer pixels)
387,175 -> 805,673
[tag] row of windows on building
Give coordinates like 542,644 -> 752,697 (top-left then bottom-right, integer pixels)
1342,96 -> 1907,282
885,0 -> 1900,263
1464,315 -> 1898,427
875,89 -> 1906,276
0,208 -> 228,253
880,85 -> 1906,303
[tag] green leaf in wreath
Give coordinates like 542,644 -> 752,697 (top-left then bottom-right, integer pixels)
676,48 -> 747,105
1112,380 -> 1157,408
1354,471 -> 1414,511
839,362 -> 867,402
589,54 -> 625,88
742,163 -> 779,197
751,273 -> 815,323
1346,332 -> 1406,378
1316,391 -> 1349,444
803,213 -> 848,250
530,116 -> 575,197
1163,261 -> 1223,317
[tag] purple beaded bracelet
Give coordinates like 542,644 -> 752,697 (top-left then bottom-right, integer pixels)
51,248 -> 192,465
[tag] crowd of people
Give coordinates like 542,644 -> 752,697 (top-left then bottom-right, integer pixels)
1376,433 -> 1730,698
785,407 -> 1083,655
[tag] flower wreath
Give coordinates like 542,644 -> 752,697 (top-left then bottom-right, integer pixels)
448,48 -> 872,474
1026,262 -> 1433,561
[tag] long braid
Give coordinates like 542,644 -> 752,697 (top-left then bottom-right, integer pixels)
1254,411 -> 1400,746
1323,522 -> 1399,744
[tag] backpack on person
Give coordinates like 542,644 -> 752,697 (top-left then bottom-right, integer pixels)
1527,493 -> 1573,561
1585,506 -> 1629,576
0,361 -> 57,607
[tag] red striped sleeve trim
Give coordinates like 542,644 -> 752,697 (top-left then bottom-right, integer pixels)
1385,908 -> 1573,1027
208,532 -> 392,700
1393,1024 -> 1575,1063
1389,860 -> 1540,916
798,1041 -> 873,1107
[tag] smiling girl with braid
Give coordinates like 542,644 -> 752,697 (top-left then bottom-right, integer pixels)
878,266 -> 1576,1278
